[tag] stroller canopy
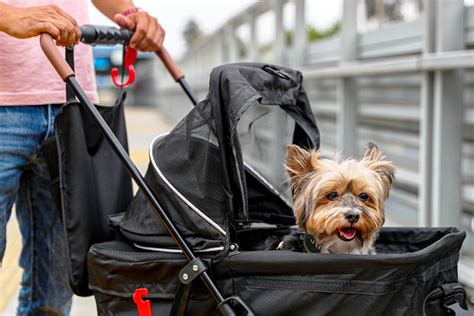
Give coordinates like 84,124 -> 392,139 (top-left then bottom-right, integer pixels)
120,63 -> 320,253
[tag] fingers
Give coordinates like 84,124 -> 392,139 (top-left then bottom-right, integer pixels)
46,5 -> 79,46
35,22 -> 60,39
139,17 -> 157,51
129,12 -> 149,50
153,24 -> 165,51
123,12 -> 165,52
114,14 -> 136,30
51,4 -> 78,27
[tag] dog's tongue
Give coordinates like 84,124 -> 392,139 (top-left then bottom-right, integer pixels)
339,228 -> 357,240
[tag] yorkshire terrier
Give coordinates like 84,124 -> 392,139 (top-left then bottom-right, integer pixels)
277,142 -> 395,255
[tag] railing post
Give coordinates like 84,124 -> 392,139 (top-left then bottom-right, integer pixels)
418,0 -> 435,227
431,0 -> 465,227
272,0 -> 289,187
248,13 -> 259,61
225,23 -> 238,62
337,0 -> 358,156
273,0 -> 285,64
294,0 -> 306,65
217,32 -> 226,66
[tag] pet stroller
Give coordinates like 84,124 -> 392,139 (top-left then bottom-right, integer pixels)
40,26 -> 470,316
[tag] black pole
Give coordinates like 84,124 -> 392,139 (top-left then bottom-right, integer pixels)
66,76 -> 235,316
178,78 -> 199,106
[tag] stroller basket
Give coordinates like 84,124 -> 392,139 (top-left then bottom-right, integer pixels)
88,227 -> 467,315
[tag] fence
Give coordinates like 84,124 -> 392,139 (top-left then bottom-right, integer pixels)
154,0 -> 474,291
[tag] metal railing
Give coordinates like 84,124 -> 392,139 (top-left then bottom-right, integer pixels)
154,0 -> 474,290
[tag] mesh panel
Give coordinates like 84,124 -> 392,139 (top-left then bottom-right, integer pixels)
237,103 -> 294,202
154,103 -> 226,224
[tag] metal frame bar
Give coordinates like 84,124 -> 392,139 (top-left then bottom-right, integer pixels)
294,0 -> 306,65
418,0 -> 436,227
337,0 -> 358,157
302,51 -> 474,79
432,0 -> 465,227
272,0 -> 289,186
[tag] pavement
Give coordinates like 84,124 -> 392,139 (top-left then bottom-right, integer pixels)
0,106 -> 173,316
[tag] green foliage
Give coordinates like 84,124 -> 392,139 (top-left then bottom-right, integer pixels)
282,21 -> 340,47
306,22 -> 340,43
256,22 -> 341,62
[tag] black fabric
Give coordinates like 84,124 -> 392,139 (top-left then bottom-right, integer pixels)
244,166 -> 294,226
119,63 -> 319,252
52,93 -> 133,296
88,227 -> 468,316
65,48 -> 75,101
41,136 -> 62,211
88,241 -> 216,316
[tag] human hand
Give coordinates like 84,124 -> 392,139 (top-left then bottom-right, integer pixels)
0,4 -> 80,46
114,11 -> 165,52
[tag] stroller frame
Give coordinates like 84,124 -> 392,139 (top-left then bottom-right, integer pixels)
40,26 -> 245,316
40,25 -> 470,316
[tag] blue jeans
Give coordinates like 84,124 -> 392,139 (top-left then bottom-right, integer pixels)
0,105 -> 72,315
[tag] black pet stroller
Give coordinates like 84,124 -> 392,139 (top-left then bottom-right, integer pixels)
40,26 -> 470,316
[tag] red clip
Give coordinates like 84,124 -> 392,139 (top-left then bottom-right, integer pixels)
111,46 -> 137,88
133,288 -> 152,316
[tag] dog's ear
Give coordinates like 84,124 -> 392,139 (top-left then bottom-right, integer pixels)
362,142 -> 396,198
285,144 -> 319,186
285,144 -> 319,229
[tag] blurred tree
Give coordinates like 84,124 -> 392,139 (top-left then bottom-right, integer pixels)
283,21 -> 341,47
306,22 -> 341,43
183,19 -> 203,46
364,0 -> 423,24
257,22 -> 341,61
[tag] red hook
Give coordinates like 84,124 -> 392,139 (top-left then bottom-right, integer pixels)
111,46 -> 137,88
133,288 -> 152,316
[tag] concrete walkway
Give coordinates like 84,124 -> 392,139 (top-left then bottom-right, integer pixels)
0,106 -> 173,315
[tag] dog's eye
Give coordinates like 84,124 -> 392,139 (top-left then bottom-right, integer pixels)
358,192 -> 369,201
326,192 -> 338,200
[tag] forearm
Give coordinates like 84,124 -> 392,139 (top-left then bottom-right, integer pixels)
0,3 -> 13,33
91,0 -> 135,21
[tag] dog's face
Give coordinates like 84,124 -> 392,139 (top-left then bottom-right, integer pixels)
285,143 -> 395,254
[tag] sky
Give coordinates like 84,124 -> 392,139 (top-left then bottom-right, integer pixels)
88,0 -> 474,58
88,0 -> 342,58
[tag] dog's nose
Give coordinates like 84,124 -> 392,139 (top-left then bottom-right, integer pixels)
345,211 -> 359,223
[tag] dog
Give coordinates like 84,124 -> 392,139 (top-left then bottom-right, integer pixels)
277,142 -> 395,255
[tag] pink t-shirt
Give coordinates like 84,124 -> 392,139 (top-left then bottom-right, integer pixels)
0,0 -> 98,105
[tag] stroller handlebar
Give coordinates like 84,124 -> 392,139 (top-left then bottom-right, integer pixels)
80,24 -> 132,45
79,24 -> 184,81
40,25 -> 185,82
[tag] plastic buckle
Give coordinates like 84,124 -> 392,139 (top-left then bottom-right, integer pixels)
178,258 -> 208,285
262,65 -> 291,80
133,288 -> 152,316
111,46 -> 137,88
216,296 -> 255,316
443,301 -> 471,316
440,283 -> 471,316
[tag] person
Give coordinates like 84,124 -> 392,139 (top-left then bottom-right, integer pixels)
0,1 -> 164,314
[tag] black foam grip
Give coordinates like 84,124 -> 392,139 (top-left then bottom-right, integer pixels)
80,25 -> 133,45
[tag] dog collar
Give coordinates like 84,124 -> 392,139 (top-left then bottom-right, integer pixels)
303,234 -> 321,253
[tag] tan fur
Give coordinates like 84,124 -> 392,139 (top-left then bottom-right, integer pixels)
285,143 -> 396,255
